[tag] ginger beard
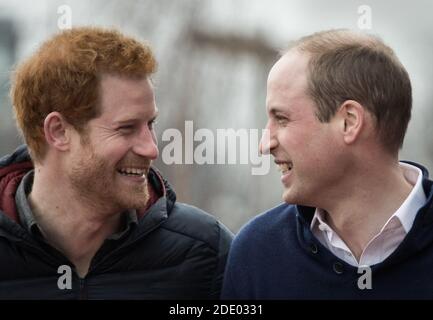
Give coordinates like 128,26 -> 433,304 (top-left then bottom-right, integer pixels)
68,141 -> 151,212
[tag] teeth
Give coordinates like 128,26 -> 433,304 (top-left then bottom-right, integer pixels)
118,168 -> 145,176
278,162 -> 293,173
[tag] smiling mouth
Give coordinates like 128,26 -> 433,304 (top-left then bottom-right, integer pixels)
116,167 -> 147,177
276,161 -> 293,174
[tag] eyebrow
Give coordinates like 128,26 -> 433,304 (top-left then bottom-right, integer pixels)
113,109 -> 159,125
269,106 -> 290,116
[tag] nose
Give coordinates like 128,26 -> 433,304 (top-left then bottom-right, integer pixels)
133,125 -> 159,160
259,122 -> 278,155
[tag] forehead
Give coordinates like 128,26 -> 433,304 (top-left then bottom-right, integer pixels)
267,50 -> 310,93
266,50 -> 311,112
98,74 -> 156,119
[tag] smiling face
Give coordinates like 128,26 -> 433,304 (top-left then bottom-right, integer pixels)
261,50 -> 348,206
67,74 -> 159,212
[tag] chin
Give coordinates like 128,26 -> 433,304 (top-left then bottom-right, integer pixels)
282,186 -> 305,205
117,190 -> 149,209
282,189 -> 295,204
118,197 -> 147,209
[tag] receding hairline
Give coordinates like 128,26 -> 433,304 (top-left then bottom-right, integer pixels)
282,29 -> 390,56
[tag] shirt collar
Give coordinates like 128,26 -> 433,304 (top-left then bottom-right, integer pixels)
311,162 -> 427,234
310,208 -> 326,232
15,170 -> 39,235
107,210 -> 138,240
392,162 -> 426,232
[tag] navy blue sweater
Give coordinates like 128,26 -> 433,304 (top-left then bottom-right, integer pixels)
222,163 -> 433,299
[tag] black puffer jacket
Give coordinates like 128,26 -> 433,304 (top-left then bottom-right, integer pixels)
0,145 -> 233,299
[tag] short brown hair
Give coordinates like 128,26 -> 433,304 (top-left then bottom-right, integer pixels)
290,29 -> 411,154
11,27 -> 157,162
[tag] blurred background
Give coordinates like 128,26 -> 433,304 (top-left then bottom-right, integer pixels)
0,0 -> 432,233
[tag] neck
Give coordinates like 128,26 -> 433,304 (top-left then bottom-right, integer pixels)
320,158 -> 413,260
28,166 -> 124,277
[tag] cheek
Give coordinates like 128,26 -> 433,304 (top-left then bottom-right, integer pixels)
107,138 -> 131,152
294,130 -> 335,167
281,129 -> 314,152
312,135 -> 342,169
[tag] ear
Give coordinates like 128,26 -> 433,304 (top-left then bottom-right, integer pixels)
43,112 -> 71,152
336,100 -> 365,145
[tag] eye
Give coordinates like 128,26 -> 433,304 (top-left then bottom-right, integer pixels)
118,125 -> 135,133
148,118 -> 158,129
275,115 -> 289,125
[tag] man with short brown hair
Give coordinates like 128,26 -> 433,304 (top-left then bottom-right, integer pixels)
222,29 -> 432,299
0,27 -> 232,299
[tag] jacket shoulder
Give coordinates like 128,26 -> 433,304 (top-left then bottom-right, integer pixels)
0,145 -> 30,167
221,203 -> 297,299
161,202 -> 233,252
238,202 -> 295,238
229,202 -> 298,254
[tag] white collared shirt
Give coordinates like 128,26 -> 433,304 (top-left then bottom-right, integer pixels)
311,162 -> 427,267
